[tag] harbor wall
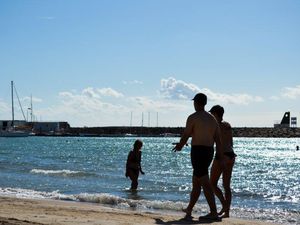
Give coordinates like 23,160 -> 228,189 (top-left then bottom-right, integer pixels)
69,126 -> 300,138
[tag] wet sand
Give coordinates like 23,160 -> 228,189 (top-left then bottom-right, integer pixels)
0,196 -> 279,225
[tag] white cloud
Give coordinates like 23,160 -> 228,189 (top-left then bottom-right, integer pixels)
4,79 -> 273,127
281,85 -> 300,99
270,96 -> 280,101
59,91 -> 121,112
0,99 -> 10,113
160,77 -> 264,105
128,96 -> 187,112
160,77 -> 199,100
82,87 -> 101,99
0,95 -> 42,119
36,85 -> 189,126
123,80 -> 143,85
22,96 -> 43,103
201,88 -> 263,105
41,90 -> 127,126
81,87 -> 124,99
97,88 -> 124,98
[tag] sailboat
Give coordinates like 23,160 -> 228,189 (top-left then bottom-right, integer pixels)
0,81 -> 29,137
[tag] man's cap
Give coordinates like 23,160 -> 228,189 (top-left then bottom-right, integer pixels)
192,93 -> 207,105
209,105 -> 224,118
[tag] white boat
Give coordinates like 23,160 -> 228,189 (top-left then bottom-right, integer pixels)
0,129 -> 29,137
0,81 -> 29,137
161,133 -> 180,137
124,133 -> 138,137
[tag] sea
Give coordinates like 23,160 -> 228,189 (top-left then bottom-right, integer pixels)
0,136 -> 299,224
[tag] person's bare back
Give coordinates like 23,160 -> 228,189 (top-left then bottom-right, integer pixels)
186,110 -> 218,147
220,121 -> 233,152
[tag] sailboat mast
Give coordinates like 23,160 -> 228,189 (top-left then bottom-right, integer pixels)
11,81 -> 14,127
31,94 -> 33,122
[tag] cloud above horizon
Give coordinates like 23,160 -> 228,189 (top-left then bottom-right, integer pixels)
35,86 -> 187,126
123,80 -> 143,85
81,87 -> 124,99
97,88 -> 124,98
160,77 -> 264,105
6,78 -> 295,127
281,85 -> 300,99
22,96 -> 43,103
36,90 -> 128,126
0,99 -> 9,113
269,84 -> 300,101
58,87 -> 186,115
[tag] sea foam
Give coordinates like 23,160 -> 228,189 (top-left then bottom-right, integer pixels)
30,169 -> 95,177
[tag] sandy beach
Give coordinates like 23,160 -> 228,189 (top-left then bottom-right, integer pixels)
0,196 -> 279,225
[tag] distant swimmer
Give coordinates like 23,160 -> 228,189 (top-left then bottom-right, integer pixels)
297,146 -> 299,151
125,139 -> 145,191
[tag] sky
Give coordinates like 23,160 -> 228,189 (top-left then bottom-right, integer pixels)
0,0 -> 300,127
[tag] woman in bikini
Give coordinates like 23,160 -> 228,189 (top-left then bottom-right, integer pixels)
209,105 -> 236,218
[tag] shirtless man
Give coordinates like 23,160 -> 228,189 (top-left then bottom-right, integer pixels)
209,105 -> 236,218
173,93 -> 223,221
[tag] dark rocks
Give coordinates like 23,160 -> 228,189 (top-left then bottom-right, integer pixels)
69,126 -> 300,138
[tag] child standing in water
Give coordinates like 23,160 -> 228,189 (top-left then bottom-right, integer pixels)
125,139 -> 145,190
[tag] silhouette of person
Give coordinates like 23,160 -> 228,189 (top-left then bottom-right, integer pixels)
173,93 -> 223,221
209,105 -> 236,218
125,139 -> 145,190
296,145 -> 299,151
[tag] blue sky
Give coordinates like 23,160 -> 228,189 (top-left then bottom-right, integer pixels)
1,0 -> 300,127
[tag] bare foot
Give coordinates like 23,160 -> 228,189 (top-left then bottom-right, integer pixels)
219,207 -> 230,216
182,208 -> 192,216
218,208 -> 225,215
221,211 -> 230,218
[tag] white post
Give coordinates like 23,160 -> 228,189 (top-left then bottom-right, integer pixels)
11,81 -> 14,127
31,94 -> 33,122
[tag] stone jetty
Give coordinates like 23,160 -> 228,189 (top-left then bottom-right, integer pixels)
68,126 -> 300,138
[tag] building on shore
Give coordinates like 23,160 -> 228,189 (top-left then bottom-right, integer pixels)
0,120 -> 70,135
274,112 -> 297,128
31,122 -> 70,135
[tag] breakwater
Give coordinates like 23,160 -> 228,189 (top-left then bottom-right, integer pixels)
232,127 -> 300,138
68,126 -> 300,138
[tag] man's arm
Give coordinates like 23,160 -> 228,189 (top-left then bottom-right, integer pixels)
173,116 -> 193,152
138,152 -> 145,175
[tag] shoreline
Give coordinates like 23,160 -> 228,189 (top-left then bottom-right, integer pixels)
0,196 -> 280,225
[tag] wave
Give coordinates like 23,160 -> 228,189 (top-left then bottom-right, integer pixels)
0,187 -> 75,200
233,189 -> 300,204
0,187 -> 298,224
0,187 -> 188,211
30,169 -> 95,177
75,192 -> 189,212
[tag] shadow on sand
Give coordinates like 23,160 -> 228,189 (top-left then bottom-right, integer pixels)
155,217 -> 221,224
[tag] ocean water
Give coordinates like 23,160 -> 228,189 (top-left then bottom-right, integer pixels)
0,137 -> 299,224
